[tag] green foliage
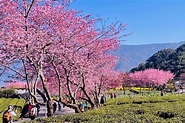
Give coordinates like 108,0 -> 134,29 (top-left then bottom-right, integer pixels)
24,94 -> 185,123
130,44 -> 185,77
0,88 -> 16,98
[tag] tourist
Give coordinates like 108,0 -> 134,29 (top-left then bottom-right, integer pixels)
110,93 -> 113,99
53,101 -> 57,113
100,94 -> 106,105
36,103 -> 40,116
29,106 -> 37,120
28,100 -> 37,120
114,93 -> 117,98
19,102 -> 29,119
3,105 -> 17,123
58,101 -> 62,111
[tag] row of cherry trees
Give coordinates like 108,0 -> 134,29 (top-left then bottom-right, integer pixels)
119,69 -> 174,93
6,68 -> 175,95
5,81 -> 26,89
129,69 -> 174,87
0,0 -> 125,115
0,0 -> 175,116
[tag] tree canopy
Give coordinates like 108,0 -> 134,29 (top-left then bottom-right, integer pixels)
0,0 -> 127,115
130,44 -> 185,77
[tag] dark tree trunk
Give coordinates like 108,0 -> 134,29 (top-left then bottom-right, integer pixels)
61,102 -> 80,113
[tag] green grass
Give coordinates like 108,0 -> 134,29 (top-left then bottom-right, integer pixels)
24,93 -> 185,123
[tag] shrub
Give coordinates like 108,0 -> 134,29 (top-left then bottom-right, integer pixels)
0,89 -> 16,98
158,111 -> 175,119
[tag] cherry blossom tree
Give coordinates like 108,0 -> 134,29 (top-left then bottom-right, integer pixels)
0,0 -> 127,115
37,32 -> 124,112
142,69 -> 174,87
129,69 -> 174,91
119,73 -> 132,94
5,81 -> 27,89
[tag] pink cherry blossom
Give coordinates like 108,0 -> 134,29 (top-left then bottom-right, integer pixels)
0,0 -> 127,114
129,69 -> 174,87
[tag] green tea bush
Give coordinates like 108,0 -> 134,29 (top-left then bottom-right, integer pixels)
161,94 -> 181,102
24,94 -> 185,123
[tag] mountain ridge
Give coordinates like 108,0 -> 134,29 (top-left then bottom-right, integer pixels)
115,41 -> 184,72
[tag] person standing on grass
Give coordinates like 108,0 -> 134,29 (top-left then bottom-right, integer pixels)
110,93 -> 113,99
100,94 -> 106,106
3,105 -> 17,123
114,93 -> 117,98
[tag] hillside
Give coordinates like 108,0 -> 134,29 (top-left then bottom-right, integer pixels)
130,43 -> 185,78
115,41 -> 184,72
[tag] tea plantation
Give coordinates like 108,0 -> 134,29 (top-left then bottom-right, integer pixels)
24,93 -> 185,123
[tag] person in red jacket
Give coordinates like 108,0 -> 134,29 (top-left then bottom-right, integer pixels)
28,100 -> 34,112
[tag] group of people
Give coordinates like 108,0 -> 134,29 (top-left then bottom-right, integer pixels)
19,99 -> 40,120
3,98 -> 65,123
2,99 -> 40,123
110,92 -> 116,99
2,94 -> 113,122
100,93 -> 116,106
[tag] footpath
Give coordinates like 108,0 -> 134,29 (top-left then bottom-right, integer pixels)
14,94 -> 75,123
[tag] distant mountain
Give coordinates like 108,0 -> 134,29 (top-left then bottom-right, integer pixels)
114,41 -> 185,72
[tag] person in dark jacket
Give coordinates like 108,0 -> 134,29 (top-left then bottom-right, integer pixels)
36,103 -> 40,116
100,94 -> 106,105
53,102 -> 57,113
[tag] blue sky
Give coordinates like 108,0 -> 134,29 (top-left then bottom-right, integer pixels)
70,0 -> 185,45
1,0 -> 184,87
